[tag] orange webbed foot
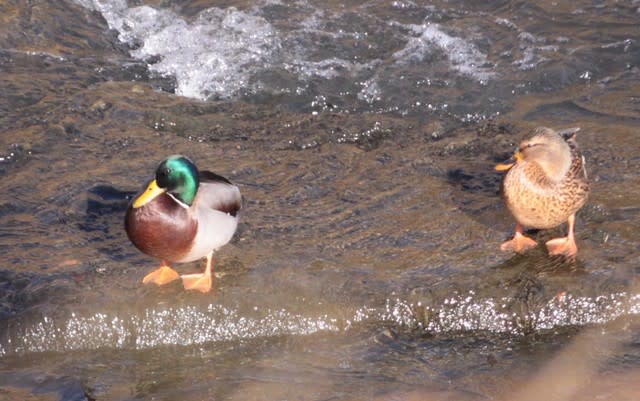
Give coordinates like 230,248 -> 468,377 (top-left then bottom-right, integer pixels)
546,214 -> 579,259
142,264 -> 180,286
545,236 -> 578,259
181,252 -> 214,293
500,231 -> 538,254
181,273 -> 213,293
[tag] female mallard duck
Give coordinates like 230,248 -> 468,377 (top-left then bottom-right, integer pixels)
125,155 -> 241,293
495,127 -> 590,258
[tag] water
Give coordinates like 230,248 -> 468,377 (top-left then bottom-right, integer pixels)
1,0 -> 640,400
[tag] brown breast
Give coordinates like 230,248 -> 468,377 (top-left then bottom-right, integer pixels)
125,194 -> 198,262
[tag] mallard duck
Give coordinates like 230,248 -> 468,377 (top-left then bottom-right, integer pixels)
495,127 -> 590,258
125,155 -> 241,293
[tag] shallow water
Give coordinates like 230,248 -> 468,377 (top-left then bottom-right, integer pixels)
1,0 -> 640,400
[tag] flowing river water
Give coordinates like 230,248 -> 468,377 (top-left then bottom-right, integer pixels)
1,1 -> 640,400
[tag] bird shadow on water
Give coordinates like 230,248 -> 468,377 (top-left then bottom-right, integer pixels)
79,183 -> 141,269
444,165 -> 510,230
81,183 -> 135,233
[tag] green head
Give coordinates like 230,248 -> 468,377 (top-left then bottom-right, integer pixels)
132,155 -> 200,209
155,155 -> 200,206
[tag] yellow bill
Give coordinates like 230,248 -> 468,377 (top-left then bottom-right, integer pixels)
133,179 -> 166,208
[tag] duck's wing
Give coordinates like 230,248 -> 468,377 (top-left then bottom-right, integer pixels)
565,133 -> 590,190
197,171 -> 242,216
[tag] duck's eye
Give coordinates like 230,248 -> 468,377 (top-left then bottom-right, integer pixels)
157,168 -> 172,186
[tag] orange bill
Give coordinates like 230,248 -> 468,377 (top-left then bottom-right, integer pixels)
495,151 -> 522,172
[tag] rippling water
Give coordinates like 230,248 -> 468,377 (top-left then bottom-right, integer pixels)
1,0 -> 640,400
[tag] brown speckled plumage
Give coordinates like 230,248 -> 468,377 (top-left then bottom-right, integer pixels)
498,127 -> 590,258
502,128 -> 589,229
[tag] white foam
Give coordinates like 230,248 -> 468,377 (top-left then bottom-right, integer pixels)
358,77 -> 383,104
74,0 -> 128,29
495,17 -> 518,30
2,289 -> 639,355
76,1 -> 281,100
74,1 -> 496,103
393,23 -> 495,83
511,31 -> 556,71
